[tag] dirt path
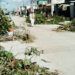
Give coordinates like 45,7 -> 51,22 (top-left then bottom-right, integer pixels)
28,25 -> 75,75
1,16 -> 75,75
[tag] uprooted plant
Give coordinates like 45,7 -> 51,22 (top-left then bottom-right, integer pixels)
14,29 -> 35,43
56,19 -> 75,32
0,46 -> 59,75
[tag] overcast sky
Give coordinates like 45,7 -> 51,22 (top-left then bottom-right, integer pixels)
0,0 -> 31,11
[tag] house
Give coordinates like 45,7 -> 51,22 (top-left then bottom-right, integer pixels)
37,0 -> 65,16
36,0 -> 75,18
53,0 -> 75,18
51,0 -> 75,18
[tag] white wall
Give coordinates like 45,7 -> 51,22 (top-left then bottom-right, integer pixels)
51,0 -> 65,4
51,0 -> 65,16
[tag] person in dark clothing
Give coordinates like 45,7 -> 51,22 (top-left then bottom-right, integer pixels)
27,9 -> 30,17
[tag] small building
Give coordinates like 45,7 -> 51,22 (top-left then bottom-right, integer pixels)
53,0 -> 75,18
37,0 -> 65,16
36,0 -> 75,18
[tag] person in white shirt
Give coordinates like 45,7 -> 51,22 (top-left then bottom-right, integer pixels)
29,11 -> 35,26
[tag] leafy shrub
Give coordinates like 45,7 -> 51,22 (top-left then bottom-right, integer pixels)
0,8 -> 14,35
0,46 -> 59,75
70,19 -> 75,31
26,12 -> 69,25
56,21 -> 71,31
71,19 -> 75,26
26,13 -> 46,24
14,29 -> 35,43
26,16 -> 30,23
47,15 -> 66,24
35,13 -> 46,24
56,19 -> 75,32
35,14 -> 67,24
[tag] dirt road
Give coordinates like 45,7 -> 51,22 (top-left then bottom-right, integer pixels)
28,25 -> 75,75
1,16 -> 75,75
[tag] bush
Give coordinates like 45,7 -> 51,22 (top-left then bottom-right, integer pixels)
70,19 -> 75,31
26,13 -> 46,24
0,8 -> 13,35
0,47 -> 59,75
47,15 -> 66,24
26,12 -> 69,25
71,19 -> 75,26
56,20 -> 75,32
26,16 -> 30,23
35,13 -> 46,24
35,14 -> 67,24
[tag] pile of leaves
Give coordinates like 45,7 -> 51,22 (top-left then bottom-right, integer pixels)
56,19 -> 75,32
0,8 -> 14,35
0,46 -> 59,75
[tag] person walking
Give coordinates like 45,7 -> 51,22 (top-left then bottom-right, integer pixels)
29,11 -> 35,26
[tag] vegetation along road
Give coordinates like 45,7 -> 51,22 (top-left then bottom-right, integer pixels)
1,16 -> 75,75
